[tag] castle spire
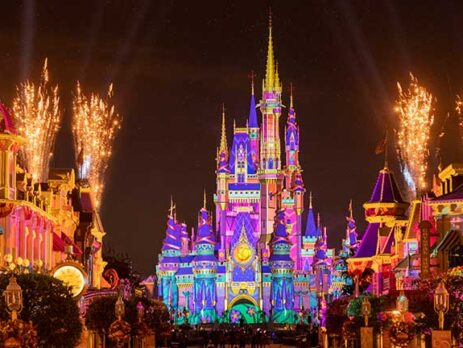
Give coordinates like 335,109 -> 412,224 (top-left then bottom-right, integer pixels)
309,191 -> 313,208
290,83 -> 294,109
248,71 -> 258,128
219,104 -> 227,155
203,189 -> 207,210
265,10 -> 275,90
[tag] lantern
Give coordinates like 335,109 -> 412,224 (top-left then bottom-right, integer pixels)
3,275 -> 23,320
115,295 -> 125,320
396,291 -> 408,321
434,281 -> 449,330
361,296 -> 372,327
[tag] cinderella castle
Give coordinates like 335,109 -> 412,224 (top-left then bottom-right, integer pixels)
155,18 -> 356,325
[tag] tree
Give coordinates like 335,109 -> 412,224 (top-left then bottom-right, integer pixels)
0,273 -> 82,347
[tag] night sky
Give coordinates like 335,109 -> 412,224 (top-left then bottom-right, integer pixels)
1,1 -> 463,276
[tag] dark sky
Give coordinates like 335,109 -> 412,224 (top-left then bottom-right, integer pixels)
1,0 -> 463,276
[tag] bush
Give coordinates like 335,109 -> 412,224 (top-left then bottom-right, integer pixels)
0,273 -> 82,347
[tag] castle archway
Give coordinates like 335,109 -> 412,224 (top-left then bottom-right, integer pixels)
227,295 -> 262,324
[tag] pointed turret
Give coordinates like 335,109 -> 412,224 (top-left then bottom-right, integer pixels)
355,167 -> 409,258
304,192 -> 318,238
248,73 -> 258,128
161,200 -> 181,252
265,13 -> 275,91
217,106 -> 230,174
285,84 -> 300,169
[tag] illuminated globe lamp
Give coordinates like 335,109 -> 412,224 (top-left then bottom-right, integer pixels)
434,281 -> 449,330
361,296 -> 371,327
4,275 -> 23,321
396,291 -> 409,322
108,294 -> 131,347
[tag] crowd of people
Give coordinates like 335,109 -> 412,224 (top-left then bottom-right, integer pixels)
167,324 -> 320,347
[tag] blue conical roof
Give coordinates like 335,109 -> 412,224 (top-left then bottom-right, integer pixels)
162,214 -> 181,251
304,207 -> 318,237
248,93 -> 258,128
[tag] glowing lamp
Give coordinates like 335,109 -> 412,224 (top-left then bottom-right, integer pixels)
4,275 -> 23,320
434,281 -> 449,330
361,296 -> 372,327
115,295 -> 125,320
396,291 -> 408,320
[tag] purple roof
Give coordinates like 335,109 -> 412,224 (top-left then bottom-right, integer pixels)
176,267 -> 192,275
381,228 -> 395,254
369,168 -> 405,203
162,215 -> 181,251
272,210 -> 290,245
304,207 -> 318,237
354,223 -> 380,258
196,208 -> 215,245
193,254 -> 217,262
229,183 -> 260,190
433,183 -> 463,202
248,93 -> 258,128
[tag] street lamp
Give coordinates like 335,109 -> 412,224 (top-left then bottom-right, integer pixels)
4,275 -> 23,320
396,291 -> 408,321
361,296 -> 371,327
434,281 -> 449,330
115,294 -> 125,320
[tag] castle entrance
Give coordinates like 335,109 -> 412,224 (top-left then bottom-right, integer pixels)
228,296 -> 262,324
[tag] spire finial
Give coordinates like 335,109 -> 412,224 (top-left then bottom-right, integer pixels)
290,83 -> 294,109
169,196 -> 175,217
265,8 -> 275,90
249,70 -> 256,96
233,119 -> 236,131
203,189 -> 207,209
219,104 -> 227,154
309,191 -> 313,209
384,130 -> 389,170
348,199 -> 353,219
274,61 -> 281,88
317,213 -> 321,229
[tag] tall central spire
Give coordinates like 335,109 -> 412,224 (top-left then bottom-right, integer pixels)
265,11 -> 275,90
219,104 -> 227,155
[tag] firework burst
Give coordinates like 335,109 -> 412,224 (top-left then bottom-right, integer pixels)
13,59 -> 62,181
394,73 -> 434,197
454,95 -> 463,143
72,82 -> 121,210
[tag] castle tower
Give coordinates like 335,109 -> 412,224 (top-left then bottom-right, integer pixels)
0,104 -> 23,200
157,200 -> 182,309
348,166 -> 409,295
192,204 -> 218,323
216,107 -> 229,260
248,76 -> 259,169
282,86 -> 304,268
269,210 -> 295,323
259,15 -> 284,240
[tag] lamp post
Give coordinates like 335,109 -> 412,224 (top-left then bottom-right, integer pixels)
396,291 -> 408,322
434,281 -> 449,330
4,275 -> 23,321
361,296 -> 371,327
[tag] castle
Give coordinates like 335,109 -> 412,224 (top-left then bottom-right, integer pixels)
155,19 -> 346,325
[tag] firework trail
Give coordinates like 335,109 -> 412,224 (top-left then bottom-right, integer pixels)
13,58 -> 62,182
394,73 -> 434,198
72,82 -> 121,210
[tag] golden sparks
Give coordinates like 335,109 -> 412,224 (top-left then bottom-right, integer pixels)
13,59 -> 62,182
72,82 -> 121,210
395,73 -> 434,197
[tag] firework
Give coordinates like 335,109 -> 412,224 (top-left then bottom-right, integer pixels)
394,73 -> 434,197
13,59 -> 61,181
455,96 -> 463,142
72,82 -> 121,210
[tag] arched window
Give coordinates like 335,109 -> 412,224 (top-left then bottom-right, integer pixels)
449,244 -> 463,268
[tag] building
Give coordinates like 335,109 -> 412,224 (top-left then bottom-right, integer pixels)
0,103 -> 106,289
155,20 -> 335,325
